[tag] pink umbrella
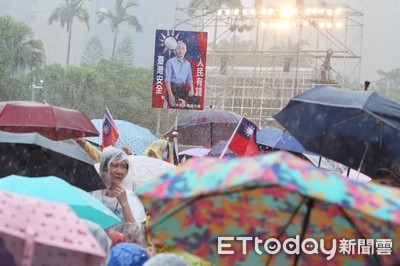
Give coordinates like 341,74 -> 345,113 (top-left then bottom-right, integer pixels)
341,168 -> 372,183
0,190 -> 106,266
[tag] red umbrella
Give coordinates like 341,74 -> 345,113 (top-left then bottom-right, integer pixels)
0,101 -> 98,141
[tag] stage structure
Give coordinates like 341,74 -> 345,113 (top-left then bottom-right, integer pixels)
172,2 -> 363,128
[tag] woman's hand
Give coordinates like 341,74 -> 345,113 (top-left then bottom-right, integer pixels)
114,185 -> 129,207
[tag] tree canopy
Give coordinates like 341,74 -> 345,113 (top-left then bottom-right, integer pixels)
48,0 -> 89,65
97,0 -> 142,58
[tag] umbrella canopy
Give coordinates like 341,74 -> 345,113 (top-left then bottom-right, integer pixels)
301,153 -> 343,173
137,151 -> 400,266
341,168 -> 372,183
121,155 -> 176,192
0,130 -> 105,192
86,119 -> 157,154
178,147 -> 210,157
273,85 -> 400,177
0,175 -> 120,229
164,109 -> 242,146
207,140 -> 238,158
0,190 -> 105,266
257,125 -> 306,153
0,101 -> 98,140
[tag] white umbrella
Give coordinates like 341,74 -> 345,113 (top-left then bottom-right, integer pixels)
95,156 -> 176,192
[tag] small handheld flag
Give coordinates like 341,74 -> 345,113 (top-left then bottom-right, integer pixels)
220,117 -> 259,158
102,107 -> 119,150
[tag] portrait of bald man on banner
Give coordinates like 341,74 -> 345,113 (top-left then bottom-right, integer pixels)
152,30 -> 208,110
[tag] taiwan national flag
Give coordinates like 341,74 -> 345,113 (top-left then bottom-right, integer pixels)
227,117 -> 259,156
102,107 -> 119,150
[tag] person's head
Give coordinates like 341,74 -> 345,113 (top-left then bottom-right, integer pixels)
143,253 -> 188,266
175,41 -> 187,59
372,160 -> 400,188
82,219 -> 111,266
108,243 -> 149,266
99,146 -> 130,188
142,139 -> 169,161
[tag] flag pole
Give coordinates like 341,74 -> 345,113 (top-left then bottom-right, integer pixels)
219,117 -> 243,160
173,109 -> 180,163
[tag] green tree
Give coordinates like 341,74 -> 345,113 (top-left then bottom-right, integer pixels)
97,0 -> 142,58
115,37 -> 134,66
0,16 -> 45,101
34,60 -> 165,134
0,16 -> 45,76
48,0 -> 89,65
81,36 -> 104,66
374,68 -> 400,101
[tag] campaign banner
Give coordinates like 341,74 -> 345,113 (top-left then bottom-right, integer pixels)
152,29 -> 208,110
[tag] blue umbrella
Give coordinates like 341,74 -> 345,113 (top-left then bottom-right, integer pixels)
0,175 -> 121,229
274,85 -> 400,177
86,119 -> 157,154
256,126 -> 306,153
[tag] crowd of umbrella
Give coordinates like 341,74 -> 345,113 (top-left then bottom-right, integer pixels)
1,85 -> 400,266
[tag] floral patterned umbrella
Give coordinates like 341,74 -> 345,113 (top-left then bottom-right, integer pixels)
164,109 -> 242,146
137,151 -> 400,266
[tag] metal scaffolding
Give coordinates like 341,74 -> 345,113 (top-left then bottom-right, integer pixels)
173,2 -> 363,127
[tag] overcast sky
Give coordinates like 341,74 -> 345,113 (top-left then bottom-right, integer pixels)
2,0 -> 399,83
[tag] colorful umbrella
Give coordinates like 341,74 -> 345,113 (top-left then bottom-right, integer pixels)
0,130 -> 105,192
0,175 -> 120,229
0,101 -> 98,140
137,151 -> 400,266
0,190 -> 105,266
86,119 -> 157,154
164,109 -> 242,146
273,85 -> 400,177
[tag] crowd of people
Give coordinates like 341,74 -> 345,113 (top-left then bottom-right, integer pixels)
74,138 -> 212,266
74,135 -> 400,265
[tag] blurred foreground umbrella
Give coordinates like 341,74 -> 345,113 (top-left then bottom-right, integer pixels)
87,119 -> 157,154
137,151 -> 400,266
0,175 -> 120,229
0,101 -> 98,140
274,85 -> 400,177
0,131 -> 105,192
164,109 -> 242,146
0,190 -> 106,266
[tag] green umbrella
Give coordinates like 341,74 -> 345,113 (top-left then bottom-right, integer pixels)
0,175 -> 120,229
